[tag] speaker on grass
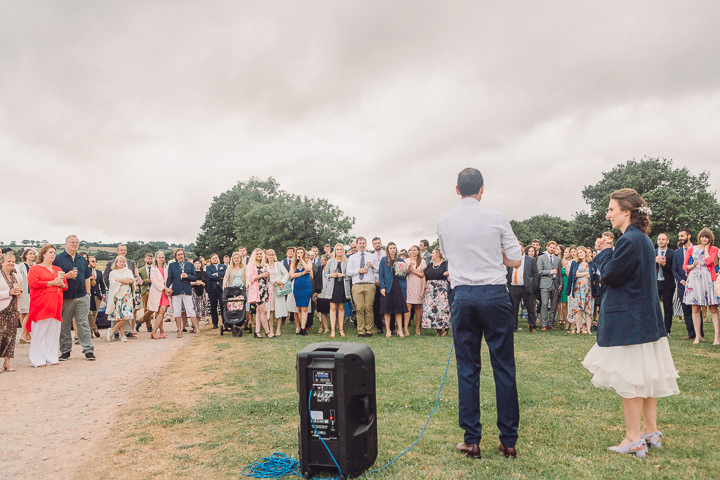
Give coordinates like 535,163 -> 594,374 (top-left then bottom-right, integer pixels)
297,342 -> 377,479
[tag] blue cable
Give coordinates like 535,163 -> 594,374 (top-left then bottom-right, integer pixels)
241,341 -> 455,479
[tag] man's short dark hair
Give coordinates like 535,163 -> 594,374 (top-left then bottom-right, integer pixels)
679,228 -> 692,237
457,168 -> 484,197
531,239 -> 540,244
372,237 -> 381,243
420,239 -> 429,248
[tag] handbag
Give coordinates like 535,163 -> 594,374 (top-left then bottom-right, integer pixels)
274,264 -> 293,296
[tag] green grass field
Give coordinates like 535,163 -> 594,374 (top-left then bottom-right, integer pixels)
112,318 -> 719,480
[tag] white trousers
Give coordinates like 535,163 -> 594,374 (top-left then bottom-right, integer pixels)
29,318 -> 62,367
171,294 -> 196,317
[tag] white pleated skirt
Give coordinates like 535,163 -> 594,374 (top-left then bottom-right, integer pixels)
582,337 -> 680,399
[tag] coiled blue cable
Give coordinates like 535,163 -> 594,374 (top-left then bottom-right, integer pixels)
241,341 -> 455,479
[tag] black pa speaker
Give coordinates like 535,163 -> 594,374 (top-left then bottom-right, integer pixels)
297,342 -> 377,479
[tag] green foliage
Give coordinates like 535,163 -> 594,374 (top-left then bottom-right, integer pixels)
124,241 -> 175,263
195,177 -> 355,257
510,214 -> 577,247
576,157 -> 720,245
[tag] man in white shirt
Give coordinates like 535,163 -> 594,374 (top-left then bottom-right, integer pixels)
437,167 -> 521,460
346,237 -> 379,337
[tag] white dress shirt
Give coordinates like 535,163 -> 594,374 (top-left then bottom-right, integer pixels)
511,255 -> 526,286
346,250 -> 382,285
437,197 -> 521,288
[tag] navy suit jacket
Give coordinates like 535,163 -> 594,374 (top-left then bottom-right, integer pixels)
205,263 -> 226,295
594,225 -> 666,347
655,247 -> 675,287
378,259 -> 407,298
672,246 -> 688,283
165,261 -> 197,296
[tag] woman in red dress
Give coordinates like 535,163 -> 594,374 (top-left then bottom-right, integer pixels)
27,245 -> 68,367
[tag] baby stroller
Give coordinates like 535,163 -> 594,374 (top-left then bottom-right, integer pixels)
221,285 -> 247,337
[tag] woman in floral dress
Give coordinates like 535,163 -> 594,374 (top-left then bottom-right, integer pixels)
404,245 -> 426,336
421,248 -> 451,336
566,247 -> 597,335
682,227 -> 719,345
106,256 -> 136,342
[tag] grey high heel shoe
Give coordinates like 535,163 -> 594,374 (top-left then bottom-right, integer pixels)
641,431 -> 663,449
608,439 -> 647,458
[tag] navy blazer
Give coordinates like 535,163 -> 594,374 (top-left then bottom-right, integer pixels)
672,246 -> 688,283
205,263 -> 226,295
564,261 -> 600,299
594,225 -> 666,347
378,259 -> 407,298
655,247 -> 675,285
165,261 -> 197,296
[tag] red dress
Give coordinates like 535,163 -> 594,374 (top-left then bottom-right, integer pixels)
27,264 -> 67,332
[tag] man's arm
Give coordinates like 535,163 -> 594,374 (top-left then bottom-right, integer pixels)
502,251 -> 521,268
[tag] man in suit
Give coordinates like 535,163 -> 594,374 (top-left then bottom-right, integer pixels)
506,244 -> 539,332
537,241 -> 562,330
88,256 -> 106,338
134,253 -> 154,332
103,244 -> 140,338
673,229 -> 703,340
205,253 -> 226,329
419,239 -> 432,265
166,248 -> 197,337
655,233 -> 675,335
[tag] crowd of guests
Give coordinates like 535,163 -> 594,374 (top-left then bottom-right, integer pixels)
507,230 -> 720,344
1,225 -> 719,373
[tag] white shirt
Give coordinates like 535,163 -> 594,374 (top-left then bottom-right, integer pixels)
657,248 -> 668,281
346,250 -> 382,285
437,197 -> 521,288
511,255 -> 525,286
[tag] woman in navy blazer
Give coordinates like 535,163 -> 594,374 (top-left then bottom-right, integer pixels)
582,189 -> 679,458
165,249 -> 198,337
378,242 -> 408,338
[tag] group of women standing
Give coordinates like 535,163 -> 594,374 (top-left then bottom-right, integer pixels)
559,245 -> 600,335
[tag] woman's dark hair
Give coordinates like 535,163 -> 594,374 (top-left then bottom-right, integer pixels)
457,168 -> 484,197
385,242 -> 398,266
698,227 -> 715,248
524,245 -> 535,255
22,248 -> 37,262
610,188 -> 651,234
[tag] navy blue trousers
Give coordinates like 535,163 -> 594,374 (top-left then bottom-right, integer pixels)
450,285 -> 519,447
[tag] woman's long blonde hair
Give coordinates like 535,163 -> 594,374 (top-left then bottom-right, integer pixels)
224,251 -> 247,286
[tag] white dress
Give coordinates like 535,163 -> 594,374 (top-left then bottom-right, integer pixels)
582,337 -> 679,398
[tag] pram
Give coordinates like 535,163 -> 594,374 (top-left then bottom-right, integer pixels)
221,285 -> 247,337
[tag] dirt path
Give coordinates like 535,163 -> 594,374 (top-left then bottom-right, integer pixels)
0,326 -> 193,480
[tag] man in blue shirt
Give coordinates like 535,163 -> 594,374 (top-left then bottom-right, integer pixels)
54,235 -> 95,361
437,168 -> 521,459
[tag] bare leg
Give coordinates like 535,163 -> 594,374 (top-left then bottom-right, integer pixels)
153,306 -> 167,335
414,305 -> 421,335
320,313 -> 328,333
396,313 -> 405,337
585,309 -> 593,333
403,307 -> 411,336
190,316 -> 200,333
338,304 -> 345,336
275,312 -> 282,335
299,307 -> 308,329
619,397 -> 644,447
692,305 -> 702,343
175,316 -> 183,333
710,306 -> 720,344
20,313 -> 31,341
384,313 -> 391,337
641,397 -> 658,435
329,303 -> 337,336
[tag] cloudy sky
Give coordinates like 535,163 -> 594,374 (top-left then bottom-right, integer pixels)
3,1 -> 719,249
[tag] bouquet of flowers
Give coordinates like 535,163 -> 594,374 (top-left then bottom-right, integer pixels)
394,261 -> 408,277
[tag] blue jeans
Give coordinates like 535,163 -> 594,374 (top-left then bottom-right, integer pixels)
451,285 -> 519,447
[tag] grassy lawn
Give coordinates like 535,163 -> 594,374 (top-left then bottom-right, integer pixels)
77,318 -> 719,480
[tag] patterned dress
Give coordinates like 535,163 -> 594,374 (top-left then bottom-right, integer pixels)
405,258 -> 427,305
109,288 -> 134,323
0,270 -> 19,359
421,260 -> 451,329
570,263 -> 594,317
257,266 -> 269,304
683,247 -> 720,306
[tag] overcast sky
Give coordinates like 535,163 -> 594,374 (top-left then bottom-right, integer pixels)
3,1 -> 720,249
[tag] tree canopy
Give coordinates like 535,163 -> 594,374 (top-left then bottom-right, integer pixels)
574,157 -> 720,246
195,177 -> 355,257
510,215 -> 575,248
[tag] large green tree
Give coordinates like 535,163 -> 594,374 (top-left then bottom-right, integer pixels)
195,177 -> 355,257
510,215 -> 576,247
573,157 -> 720,245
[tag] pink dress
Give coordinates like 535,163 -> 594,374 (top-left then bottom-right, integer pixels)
405,259 -> 426,305
159,269 -> 170,307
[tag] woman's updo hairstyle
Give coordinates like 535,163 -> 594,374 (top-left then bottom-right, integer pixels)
610,188 -> 651,234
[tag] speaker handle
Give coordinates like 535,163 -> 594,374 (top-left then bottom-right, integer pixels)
360,395 -> 374,425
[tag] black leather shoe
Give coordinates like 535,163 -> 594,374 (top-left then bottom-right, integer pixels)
498,443 -> 517,458
212,325 -> 218,329
135,321 -> 141,332
126,333 -> 137,339
85,352 -> 96,361
456,442 -> 481,459
59,352 -> 70,361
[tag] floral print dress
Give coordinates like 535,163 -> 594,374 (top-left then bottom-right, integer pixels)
570,263 -> 594,317
683,247 -> 720,306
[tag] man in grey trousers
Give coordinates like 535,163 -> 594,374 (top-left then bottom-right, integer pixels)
536,241 -> 562,330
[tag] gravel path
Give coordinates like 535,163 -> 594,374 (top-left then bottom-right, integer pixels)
0,326 -> 192,480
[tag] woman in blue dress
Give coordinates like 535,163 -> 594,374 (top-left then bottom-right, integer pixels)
290,247 -> 313,336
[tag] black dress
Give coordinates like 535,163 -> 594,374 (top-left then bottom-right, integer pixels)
380,263 -> 409,315
330,262 -> 346,304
